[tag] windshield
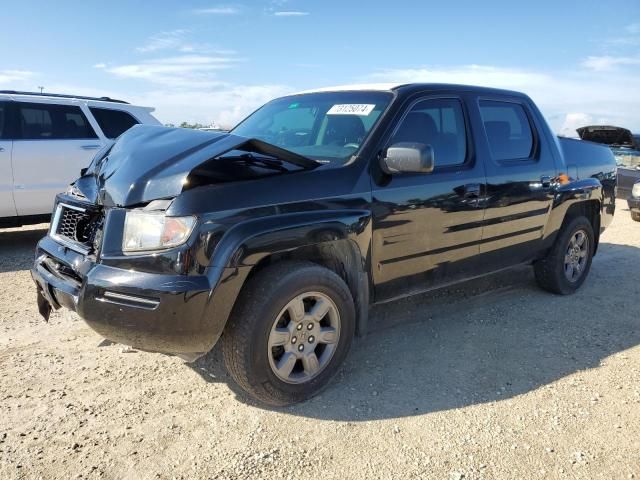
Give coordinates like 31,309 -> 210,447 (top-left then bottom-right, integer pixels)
231,91 -> 393,165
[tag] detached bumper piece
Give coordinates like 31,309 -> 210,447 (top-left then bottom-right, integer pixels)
31,234 -> 215,356
32,252 -> 81,317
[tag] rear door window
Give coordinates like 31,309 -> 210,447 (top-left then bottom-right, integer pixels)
17,102 -> 97,140
479,100 -> 534,161
391,98 -> 468,167
89,107 -> 139,139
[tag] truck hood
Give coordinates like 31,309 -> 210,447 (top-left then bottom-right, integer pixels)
74,125 -> 318,207
577,125 -> 637,148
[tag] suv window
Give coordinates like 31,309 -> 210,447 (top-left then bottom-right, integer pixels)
392,98 -> 467,167
18,102 -> 97,140
89,107 -> 139,139
479,100 -> 534,160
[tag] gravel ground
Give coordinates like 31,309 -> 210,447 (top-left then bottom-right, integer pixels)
0,210 -> 639,480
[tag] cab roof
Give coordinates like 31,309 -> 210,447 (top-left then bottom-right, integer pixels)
293,83 -> 527,98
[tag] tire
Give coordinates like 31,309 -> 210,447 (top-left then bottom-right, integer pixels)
534,216 -> 595,295
222,261 -> 356,406
632,212 -> 640,222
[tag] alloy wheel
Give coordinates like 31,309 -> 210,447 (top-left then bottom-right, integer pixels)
267,292 -> 341,384
564,229 -> 589,282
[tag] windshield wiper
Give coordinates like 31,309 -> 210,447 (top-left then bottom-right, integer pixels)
229,137 -> 321,170
225,153 -> 289,172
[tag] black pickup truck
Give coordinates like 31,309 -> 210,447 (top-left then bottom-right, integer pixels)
32,84 -> 616,405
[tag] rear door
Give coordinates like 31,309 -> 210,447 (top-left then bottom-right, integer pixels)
0,101 -> 17,218
12,101 -> 104,216
371,94 -> 487,300
474,96 -> 558,268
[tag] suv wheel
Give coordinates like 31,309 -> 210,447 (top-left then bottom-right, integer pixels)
222,261 -> 355,406
632,211 -> 640,222
534,216 -> 595,295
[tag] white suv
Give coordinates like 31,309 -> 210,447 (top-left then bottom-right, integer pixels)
0,91 -> 161,225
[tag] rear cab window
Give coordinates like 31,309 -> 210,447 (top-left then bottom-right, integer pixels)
0,102 -> 7,139
479,100 -> 534,161
17,102 -> 97,140
89,107 -> 139,139
391,98 -> 468,168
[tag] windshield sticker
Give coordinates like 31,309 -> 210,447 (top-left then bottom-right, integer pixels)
327,104 -> 375,116
288,102 -> 300,109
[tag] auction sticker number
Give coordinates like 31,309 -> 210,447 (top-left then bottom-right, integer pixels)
327,104 -> 375,116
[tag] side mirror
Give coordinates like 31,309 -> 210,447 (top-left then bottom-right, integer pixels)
382,143 -> 434,174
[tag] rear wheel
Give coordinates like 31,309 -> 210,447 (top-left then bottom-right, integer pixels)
632,211 -> 640,222
534,216 -> 595,295
222,261 -> 355,406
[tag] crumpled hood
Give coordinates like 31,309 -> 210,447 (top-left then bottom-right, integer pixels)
74,125 -> 316,207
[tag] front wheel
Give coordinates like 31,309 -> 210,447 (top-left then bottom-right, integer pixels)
222,261 -> 355,406
534,216 -> 595,295
631,211 -> 640,222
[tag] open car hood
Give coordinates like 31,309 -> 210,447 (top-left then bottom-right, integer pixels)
74,125 -> 318,207
577,125 -> 637,148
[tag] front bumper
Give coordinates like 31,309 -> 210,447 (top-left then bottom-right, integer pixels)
31,235 -> 239,360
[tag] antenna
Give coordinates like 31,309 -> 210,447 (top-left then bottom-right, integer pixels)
38,86 -> 44,94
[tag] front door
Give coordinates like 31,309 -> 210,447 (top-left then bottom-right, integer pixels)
371,95 -> 487,301
0,101 -> 16,218
11,101 -> 103,216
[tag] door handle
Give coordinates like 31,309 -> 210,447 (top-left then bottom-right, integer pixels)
462,183 -> 482,208
81,144 -> 101,150
463,183 -> 481,198
540,176 -> 552,188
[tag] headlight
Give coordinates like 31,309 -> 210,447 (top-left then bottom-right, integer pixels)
632,182 -> 640,198
123,211 -> 196,252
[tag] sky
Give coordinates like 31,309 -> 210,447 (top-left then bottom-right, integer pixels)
2,0 -> 639,134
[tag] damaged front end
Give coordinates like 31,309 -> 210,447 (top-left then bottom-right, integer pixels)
74,124 -> 319,207
31,125 -> 317,358
32,195 -> 104,321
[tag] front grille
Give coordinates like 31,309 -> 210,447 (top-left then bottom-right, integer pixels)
52,203 -> 103,252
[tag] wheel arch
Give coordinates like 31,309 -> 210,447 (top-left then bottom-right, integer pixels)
542,179 -> 603,256
562,199 -> 601,254
208,211 -> 373,339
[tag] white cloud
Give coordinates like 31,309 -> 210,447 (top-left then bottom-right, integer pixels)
193,6 -> 240,15
88,29 -> 291,127
581,55 -> 640,72
136,30 -> 190,53
0,69 -> 35,84
135,30 -> 234,59
370,65 -> 550,89
366,64 -> 640,133
131,84 -> 291,128
559,113 -> 594,138
93,63 -> 106,69
273,11 -> 309,16
104,55 -> 241,88
603,22 -> 640,47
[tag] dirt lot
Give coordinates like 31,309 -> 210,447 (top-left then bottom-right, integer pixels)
1,210 -> 639,480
